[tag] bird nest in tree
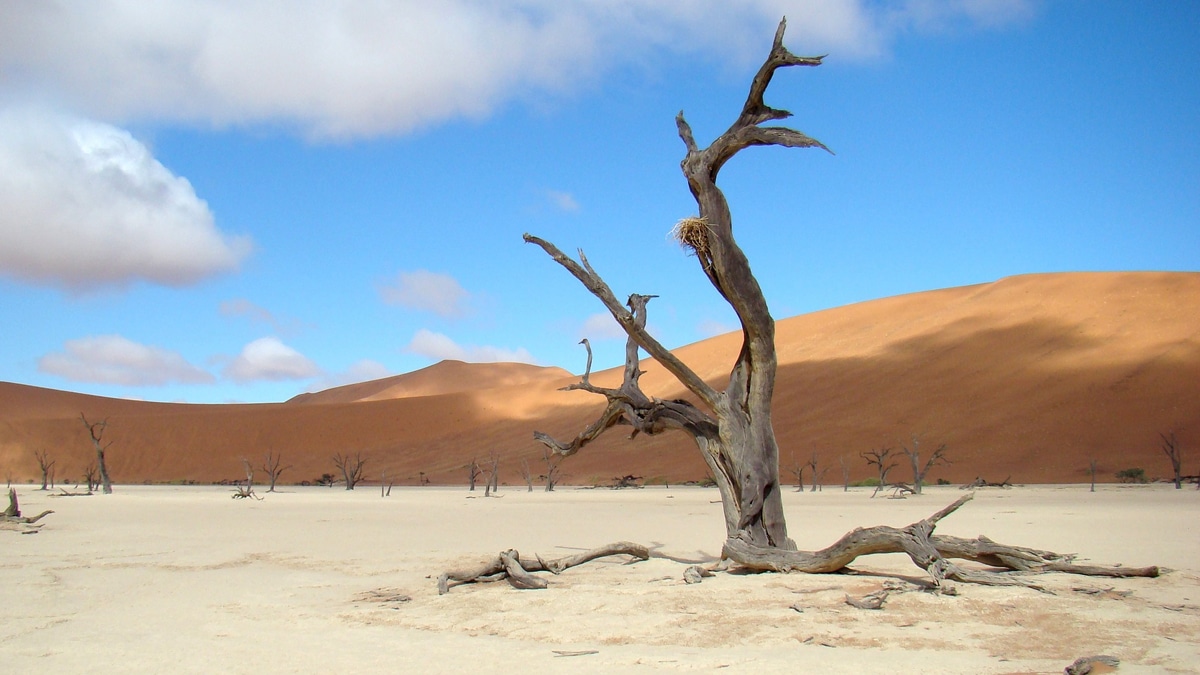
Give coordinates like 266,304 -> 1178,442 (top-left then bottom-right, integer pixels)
670,217 -> 713,264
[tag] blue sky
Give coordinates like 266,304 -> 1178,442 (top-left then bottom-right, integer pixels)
1,1 -> 1196,404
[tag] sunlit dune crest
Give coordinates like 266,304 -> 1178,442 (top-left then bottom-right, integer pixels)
2,272 -> 1196,487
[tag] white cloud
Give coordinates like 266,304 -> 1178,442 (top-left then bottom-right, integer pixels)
38,335 -> 215,387
309,359 -> 393,392
546,189 -> 580,213
379,270 -> 471,318
579,312 -> 627,341
0,108 -> 252,290
405,329 -> 535,364
698,318 -> 739,338
219,298 -> 305,335
0,2 -> 1035,139
223,337 -> 322,383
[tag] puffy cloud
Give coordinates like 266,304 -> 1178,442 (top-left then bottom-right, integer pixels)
0,1 -> 1035,139
219,298 -> 305,336
223,337 -> 322,383
0,109 -> 252,290
379,270 -> 471,318
579,313 -> 627,341
38,335 -> 215,387
697,318 -> 739,338
309,359 -> 393,392
545,189 -> 580,213
405,329 -> 535,364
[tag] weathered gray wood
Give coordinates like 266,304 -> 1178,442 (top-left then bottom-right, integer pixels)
80,413 -> 113,494
438,541 -> 650,594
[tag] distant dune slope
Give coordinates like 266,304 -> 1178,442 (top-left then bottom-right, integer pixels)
286,360 -> 573,404
2,272 -> 1196,486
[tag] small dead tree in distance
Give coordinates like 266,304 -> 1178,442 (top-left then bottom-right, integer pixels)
467,458 -> 482,491
484,453 -> 500,497
80,413 -> 113,494
542,447 -> 562,492
861,447 -> 898,498
261,451 -> 291,492
332,452 -> 367,490
34,449 -> 55,491
443,18 -> 1158,593
519,458 -> 534,492
1160,432 -> 1183,489
788,453 -> 807,492
902,436 -> 950,495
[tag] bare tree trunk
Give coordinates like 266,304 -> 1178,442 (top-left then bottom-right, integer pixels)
525,20 -> 834,550
1089,459 -> 1098,492
484,453 -> 500,497
261,451 -> 291,492
467,459 -> 481,491
902,436 -> 949,495
80,414 -> 113,494
333,452 -> 367,490
519,459 -> 533,492
1161,432 -> 1183,489
861,447 -> 897,498
34,449 -> 55,491
839,455 -> 851,492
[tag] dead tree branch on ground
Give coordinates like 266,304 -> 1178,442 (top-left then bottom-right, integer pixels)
2,488 -> 53,533
439,542 -> 650,594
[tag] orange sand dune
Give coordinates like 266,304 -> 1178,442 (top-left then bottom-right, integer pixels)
2,272 -> 1197,487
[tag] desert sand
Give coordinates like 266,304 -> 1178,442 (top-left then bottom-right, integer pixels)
2,272 -> 1198,489
3,483 -> 1198,673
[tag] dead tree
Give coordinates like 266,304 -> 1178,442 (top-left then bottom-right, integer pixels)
34,449 -> 55,491
1161,432 -> 1183,489
1089,459 -> 1098,492
332,452 -> 367,490
788,454 -> 807,492
839,455 -> 851,492
2,488 -> 53,533
79,413 -> 113,494
807,452 -> 829,492
231,459 -> 261,500
902,436 -> 950,495
82,462 -> 98,494
518,459 -> 534,492
261,451 -> 291,492
542,447 -> 562,492
861,447 -> 899,497
449,18 -> 1162,592
484,453 -> 500,497
467,458 -> 482,491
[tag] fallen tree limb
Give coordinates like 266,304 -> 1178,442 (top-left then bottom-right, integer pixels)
2,488 -> 54,533
437,496 -> 1158,595
721,494 -> 1158,590
438,541 -> 650,594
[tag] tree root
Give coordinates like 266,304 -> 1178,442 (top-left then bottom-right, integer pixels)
437,496 -> 1159,595
2,488 -> 53,533
721,493 -> 1158,591
438,541 -> 650,594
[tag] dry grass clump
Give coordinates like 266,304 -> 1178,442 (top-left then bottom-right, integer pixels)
670,217 -> 713,263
